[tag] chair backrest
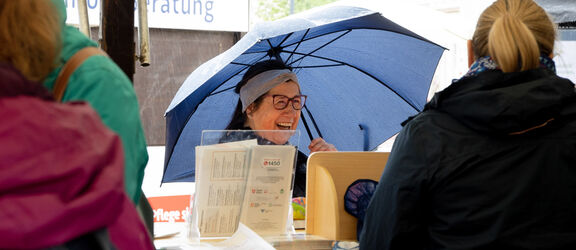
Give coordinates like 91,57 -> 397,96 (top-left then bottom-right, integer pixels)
305,151 -> 389,241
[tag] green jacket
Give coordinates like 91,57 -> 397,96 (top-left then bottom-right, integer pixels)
45,0 -> 148,203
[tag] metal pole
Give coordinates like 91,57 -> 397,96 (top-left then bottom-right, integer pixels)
290,0 -> 294,14
77,0 -> 90,37
137,0 -> 151,66
101,0 -> 136,82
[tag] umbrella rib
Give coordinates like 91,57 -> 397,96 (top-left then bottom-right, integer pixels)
204,67 -> 249,98
283,50 -> 421,112
230,62 -> 254,67
292,64 -> 345,69
288,30 -> 352,66
285,29 -> 310,64
277,32 -> 294,50
229,51 -> 280,68
209,52 -> 277,97
267,33 -> 294,60
210,86 -> 236,96
266,39 -> 279,59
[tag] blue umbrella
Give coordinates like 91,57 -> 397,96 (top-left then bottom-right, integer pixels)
163,5 -> 445,182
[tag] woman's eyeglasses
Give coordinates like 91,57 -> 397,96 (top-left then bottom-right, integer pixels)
269,95 -> 307,110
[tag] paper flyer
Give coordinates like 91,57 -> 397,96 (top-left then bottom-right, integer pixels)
192,140 -> 256,237
239,145 -> 296,236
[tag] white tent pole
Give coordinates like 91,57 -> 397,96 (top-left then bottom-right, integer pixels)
77,0 -> 90,37
137,0 -> 151,66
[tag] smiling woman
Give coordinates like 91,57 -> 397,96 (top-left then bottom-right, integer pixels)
224,59 -> 337,197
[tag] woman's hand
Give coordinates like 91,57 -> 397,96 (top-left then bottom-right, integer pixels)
308,138 -> 337,153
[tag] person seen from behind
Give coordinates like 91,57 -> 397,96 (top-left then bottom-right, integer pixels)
0,0 -> 153,249
360,0 -> 576,249
45,0 -> 149,205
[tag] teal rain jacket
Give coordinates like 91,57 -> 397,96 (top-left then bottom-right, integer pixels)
45,0 -> 149,203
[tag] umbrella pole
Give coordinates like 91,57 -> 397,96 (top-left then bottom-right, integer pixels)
303,107 -> 323,138
300,114 -> 314,141
77,0 -> 90,37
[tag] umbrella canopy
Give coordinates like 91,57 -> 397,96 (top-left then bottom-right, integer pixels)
163,5 -> 445,182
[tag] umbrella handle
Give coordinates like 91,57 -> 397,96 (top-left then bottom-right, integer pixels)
359,124 -> 369,151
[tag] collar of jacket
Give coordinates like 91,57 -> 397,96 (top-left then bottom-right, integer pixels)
419,68 -> 576,135
0,64 -> 54,101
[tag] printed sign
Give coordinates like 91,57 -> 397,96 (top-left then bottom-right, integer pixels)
148,195 -> 192,223
555,41 -> 576,83
63,0 -> 250,32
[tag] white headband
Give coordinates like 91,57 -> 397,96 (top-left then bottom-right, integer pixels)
239,69 -> 298,112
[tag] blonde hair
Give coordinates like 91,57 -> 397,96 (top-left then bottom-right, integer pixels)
0,0 -> 61,82
472,0 -> 556,72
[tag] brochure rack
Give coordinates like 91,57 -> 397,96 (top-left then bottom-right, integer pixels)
187,130 -> 300,242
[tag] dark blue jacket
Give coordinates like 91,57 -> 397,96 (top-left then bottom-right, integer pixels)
360,68 -> 576,249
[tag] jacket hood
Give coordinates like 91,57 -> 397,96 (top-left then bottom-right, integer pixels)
49,0 -> 97,58
425,69 -> 576,134
51,0 -> 67,26
44,0 -> 97,89
0,68 -> 152,248
0,64 -> 53,100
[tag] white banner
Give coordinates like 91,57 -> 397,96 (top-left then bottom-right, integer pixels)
64,0 -> 250,32
556,41 -> 576,83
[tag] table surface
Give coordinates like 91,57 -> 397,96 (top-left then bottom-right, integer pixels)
153,223 -> 335,249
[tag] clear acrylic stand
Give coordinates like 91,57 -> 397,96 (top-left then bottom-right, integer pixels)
187,130 -> 300,243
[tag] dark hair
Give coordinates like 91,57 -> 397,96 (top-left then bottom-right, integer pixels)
225,60 -> 293,130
